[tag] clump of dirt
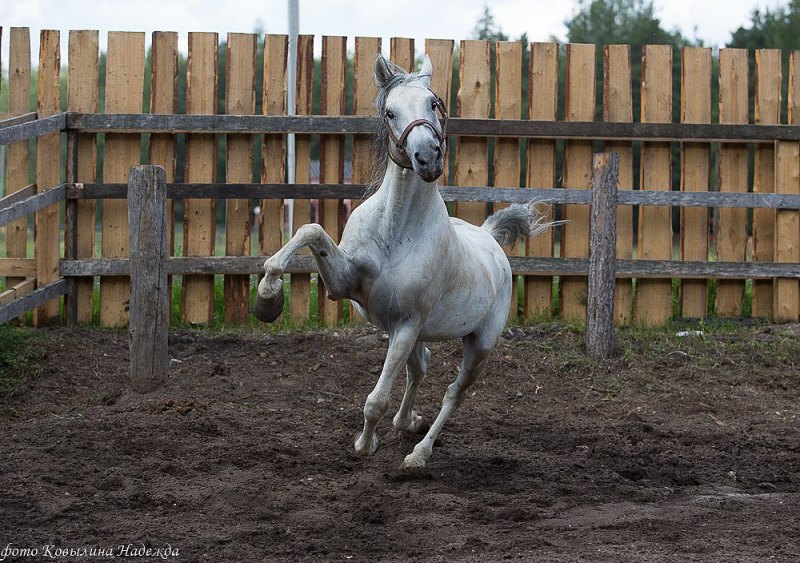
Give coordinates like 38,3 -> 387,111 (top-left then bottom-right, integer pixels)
0,323 -> 798,561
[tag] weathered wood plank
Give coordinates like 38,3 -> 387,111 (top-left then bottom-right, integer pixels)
259,34 -> 287,258
181,32 -> 218,325
317,36 -> 346,325
455,40 -> 491,227
390,37 -> 414,72
71,182 -> 800,209
64,113 -> 800,143
586,152 -> 619,357
0,278 -> 36,306
290,35 -> 314,324
604,44 -> 634,325
0,259 -> 36,277
0,184 -> 66,228
561,43 -> 596,321
680,47 -> 711,319
34,29 -> 62,326
101,31 -> 145,327
350,36 -> 382,324
128,165 -> 169,392
149,31 -> 179,326
0,183 -> 35,208
0,279 -> 67,325
494,40 -> 523,322
224,33 -> 257,324
635,44 -> 674,326
774,51 -> 800,323
68,30 -> 99,324
60,255 -> 800,280
717,48 -> 749,317
753,49 -> 781,319
525,43 -> 559,321
0,113 -> 66,145
425,39 -> 455,184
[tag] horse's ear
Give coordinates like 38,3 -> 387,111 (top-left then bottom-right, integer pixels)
374,55 -> 395,89
419,54 -> 433,87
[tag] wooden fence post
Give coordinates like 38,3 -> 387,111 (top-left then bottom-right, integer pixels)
128,165 -> 169,393
586,152 -> 619,358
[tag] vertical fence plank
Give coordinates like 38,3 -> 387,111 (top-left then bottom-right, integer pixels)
350,36 -> 382,324
149,31 -> 178,323
290,35 -> 314,324
390,37 -> 414,72
753,49 -> 781,319
425,39 -> 455,185
603,44 -> 634,325
717,49 -> 749,317
259,35 -> 287,258
6,28 -> 31,298
774,52 -> 800,323
455,40 -> 490,227
34,30 -> 61,326
128,165 -> 168,393
494,41 -> 523,322
560,43 -> 596,322
680,47 -> 711,319
67,30 -> 99,324
318,36 -> 346,325
635,45 -> 673,326
352,36 -> 382,192
525,43 -> 558,322
181,32 -> 218,325
101,31 -> 145,327
224,33 -> 257,324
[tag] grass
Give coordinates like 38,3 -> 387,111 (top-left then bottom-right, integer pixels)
0,324 -> 43,399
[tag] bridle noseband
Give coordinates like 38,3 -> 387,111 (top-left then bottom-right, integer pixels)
383,91 -> 448,170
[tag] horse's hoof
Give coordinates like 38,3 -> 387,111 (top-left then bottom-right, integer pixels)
393,412 -> 428,434
400,452 -> 428,470
354,432 -> 380,457
252,290 -> 284,323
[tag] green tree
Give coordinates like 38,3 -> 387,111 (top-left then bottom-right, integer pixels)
727,0 -> 800,123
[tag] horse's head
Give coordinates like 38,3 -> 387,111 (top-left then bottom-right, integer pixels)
374,54 -> 448,183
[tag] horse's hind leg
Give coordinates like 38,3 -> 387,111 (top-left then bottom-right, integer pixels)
401,332 -> 492,469
393,342 -> 430,433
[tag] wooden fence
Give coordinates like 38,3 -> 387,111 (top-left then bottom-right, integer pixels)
3,28 -> 800,328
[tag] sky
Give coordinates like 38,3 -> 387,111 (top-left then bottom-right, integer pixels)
0,0 -> 791,65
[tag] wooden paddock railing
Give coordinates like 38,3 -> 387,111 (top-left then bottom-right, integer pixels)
3,28 -> 800,329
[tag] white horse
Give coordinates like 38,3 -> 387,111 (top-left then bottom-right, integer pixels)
254,54 -> 556,469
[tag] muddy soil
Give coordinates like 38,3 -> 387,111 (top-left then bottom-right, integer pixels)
1,324 -> 799,561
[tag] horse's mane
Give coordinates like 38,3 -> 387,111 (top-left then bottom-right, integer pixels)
366,60 -> 432,195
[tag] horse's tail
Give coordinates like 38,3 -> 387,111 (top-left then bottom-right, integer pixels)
481,201 -> 564,247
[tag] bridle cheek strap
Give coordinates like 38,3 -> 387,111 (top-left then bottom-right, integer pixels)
384,95 -> 448,170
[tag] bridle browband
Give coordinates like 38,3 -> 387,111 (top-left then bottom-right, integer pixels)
383,91 -> 448,170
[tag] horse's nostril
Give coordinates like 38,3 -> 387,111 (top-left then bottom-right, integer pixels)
414,152 -> 427,165
434,145 -> 442,157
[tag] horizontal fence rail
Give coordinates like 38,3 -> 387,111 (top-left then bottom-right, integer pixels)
58,256 -> 800,280
64,112 -> 800,143
67,183 -> 800,209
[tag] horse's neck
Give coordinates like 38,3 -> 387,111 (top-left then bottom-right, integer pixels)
378,161 -> 445,241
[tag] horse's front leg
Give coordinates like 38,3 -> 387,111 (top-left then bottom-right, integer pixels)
253,223 -> 357,322
354,322 -> 419,457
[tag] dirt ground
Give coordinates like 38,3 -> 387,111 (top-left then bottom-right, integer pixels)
1,322 -> 799,562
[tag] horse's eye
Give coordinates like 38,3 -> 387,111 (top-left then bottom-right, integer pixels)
431,100 -> 439,110
386,110 -> 395,120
